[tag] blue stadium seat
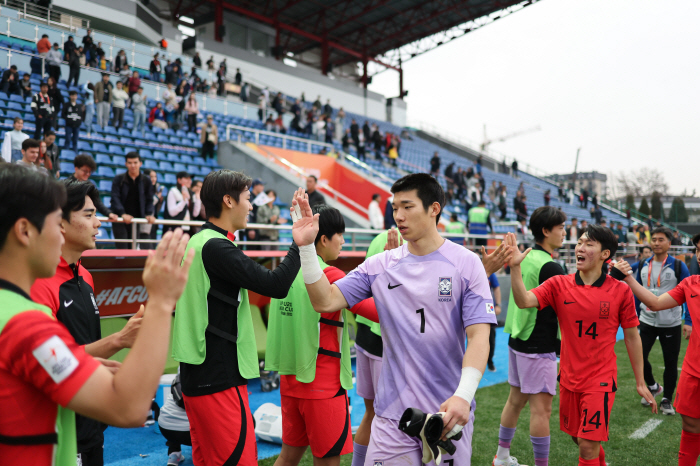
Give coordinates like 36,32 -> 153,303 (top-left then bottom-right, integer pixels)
60,149 -> 76,161
164,173 -> 177,184
60,161 -> 74,173
9,94 -> 24,103
95,154 -> 112,166
159,161 -> 174,172
173,163 -> 187,172
98,180 -> 112,192
5,110 -> 22,119
157,135 -> 169,143
152,151 -> 166,160
77,141 -> 93,151
139,149 -> 153,158
167,153 -> 180,162
96,166 -> 115,178
180,154 -> 194,164
93,142 -> 108,152
143,160 -> 159,170
112,156 -> 126,166
109,145 -> 124,155
102,197 -> 111,209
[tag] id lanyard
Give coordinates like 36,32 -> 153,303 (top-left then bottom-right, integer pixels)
647,255 -> 668,291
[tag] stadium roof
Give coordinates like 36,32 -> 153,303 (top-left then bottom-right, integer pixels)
174,0 -> 538,75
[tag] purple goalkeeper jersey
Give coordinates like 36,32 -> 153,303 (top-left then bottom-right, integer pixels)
335,239 -> 496,420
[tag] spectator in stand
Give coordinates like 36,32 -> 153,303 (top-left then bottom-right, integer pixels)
185,94 -> 199,133
190,51 -> 201,69
81,82 -> 95,135
31,82 -> 55,140
163,171 -> 200,234
37,140 -> 51,173
94,74 -> 112,129
323,99 -> 333,116
306,175 -> 326,207
110,152 -> 156,249
672,230 -> 682,246
149,53 -> 162,82
119,64 -> 132,86
15,139 -> 48,175
487,180 -> 497,207
219,58 -> 228,74
94,42 -> 105,68
111,80 -> 128,130
46,77 -> 64,129
350,118 -> 360,148
131,87 -> 147,136
67,46 -> 82,87
362,120 -> 371,143
63,35 -> 76,61
387,137 -> 398,166
67,154 -> 117,219
206,55 -> 215,71
324,116 -> 334,144
384,195 -> 396,229
274,113 -> 286,134
256,189 -> 287,251
313,95 -> 322,109
62,91 -> 83,151
544,189 -> 551,206
430,151 -> 441,177
234,67 -> 242,85
159,37 -> 168,49
341,129 -> 351,152
216,64 -> 226,96
147,169 -> 164,243
475,155 -> 483,175
18,73 -> 31,98
369,194 -> 384,229
36,33 -> 51,56
46,43 -> 63,81
511,159 -> 519,178
0,65 -> 19,95
114,49 -> 127,73
468,199 -> 493,247
514,193 -> 528,223
566,217 -> 579,241
82,28 -> 93,50
43,131 -> 60,178
127,70 -> 141,102
199,115 -> 218,159
592,193 -> 598,208
372,124 -> 383,159
149,102 -> 168,130
1,117 -> 29,163
498,185 -> 508,220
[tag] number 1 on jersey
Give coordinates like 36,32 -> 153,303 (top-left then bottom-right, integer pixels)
575,320 -> 598,339
416,308 -> 425,333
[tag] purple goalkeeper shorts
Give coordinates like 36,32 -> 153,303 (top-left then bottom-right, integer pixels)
365,408 -> 475,466
507,347 -> 558,396
356,345 -> 383,400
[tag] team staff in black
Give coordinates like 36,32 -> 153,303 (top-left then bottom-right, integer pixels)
68,154 -> 118,221
31,180 -> 145,466
31,82 -> 55,140
110,152 -> 156,249
62,90 -> 84,151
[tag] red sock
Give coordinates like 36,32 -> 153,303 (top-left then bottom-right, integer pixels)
578,458 -> 599,466
679,431 -> 700,466
599,446 -> 605,466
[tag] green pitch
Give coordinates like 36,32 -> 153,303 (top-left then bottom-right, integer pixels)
260,337 -> 688,466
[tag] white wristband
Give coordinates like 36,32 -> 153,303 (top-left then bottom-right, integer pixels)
299,243 -> 323,284
453,367 -> 482,404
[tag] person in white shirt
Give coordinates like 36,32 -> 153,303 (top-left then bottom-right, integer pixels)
368,193 -> 384,229
1,117 -> 29,163
164,171 -> 201,233
111,81 -> 129,129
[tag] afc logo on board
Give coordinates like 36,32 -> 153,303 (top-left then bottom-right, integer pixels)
439,277 -> 452,302
599,301 -> 610,319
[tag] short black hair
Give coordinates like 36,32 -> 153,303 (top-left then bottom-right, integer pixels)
530,206 -> 567,243
450,213 -> 458,222
69,90 -> 77,96
582,224 -> 618,259
313,204 -> 345,247
307,175 -> 318,182
40,82 -> 48,87
62,180 -> 100,221
176,171 -> 190,180
42,34 -> 48,38
651,226 -> 673,241
692,233 -> 700,249
372,194 -> 380,201
391,173 -> 445,224
571,217 -> 577,222
0,165 -> 66,250
125,151 -> 141,161
9,65 -> 16,70
73,154 -> 97,171
45,130 -> 56,138
22,139 -> 40,151
13,116 -> 22,124
477,199 -> 486,206
641,245 -> 652,254
201,170 -> 252,219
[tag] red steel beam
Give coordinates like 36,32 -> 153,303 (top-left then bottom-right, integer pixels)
209,0 -> 400,71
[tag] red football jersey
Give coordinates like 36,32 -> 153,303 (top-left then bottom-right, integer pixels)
0,310 -> 100,465
532,272 -> 639,393
668,275 -> 700,378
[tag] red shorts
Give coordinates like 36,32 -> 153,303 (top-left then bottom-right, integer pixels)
183,385 -> 257,466
559,385 -> 615,442
675,370 -> 700,418
281,390 -> 353,458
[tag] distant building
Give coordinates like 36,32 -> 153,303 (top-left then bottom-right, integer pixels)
546,171 -> 608,198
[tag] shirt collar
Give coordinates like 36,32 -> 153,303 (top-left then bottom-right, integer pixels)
533,244 -> 552,257
203,222 -> 228,237
574,270 -> 607,287
0,278 -> 31,300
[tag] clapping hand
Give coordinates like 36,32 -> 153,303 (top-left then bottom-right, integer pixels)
290,187 -> 319,247
384,227 -> 403,251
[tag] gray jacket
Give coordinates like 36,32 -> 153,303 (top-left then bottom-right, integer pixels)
131,93 -> 147,114
47,49 -> 63,66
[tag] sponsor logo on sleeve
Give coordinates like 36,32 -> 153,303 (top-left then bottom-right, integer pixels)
438,277 -> 452,302
32,335 -> 79,384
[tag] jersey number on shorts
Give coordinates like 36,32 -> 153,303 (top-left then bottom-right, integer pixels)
444,460 -> 454,466
416,308 -> 425,333
582,408 -> 602,431
575,320 -> 598,340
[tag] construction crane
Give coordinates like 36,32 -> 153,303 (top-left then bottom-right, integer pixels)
480,124 -> 541,151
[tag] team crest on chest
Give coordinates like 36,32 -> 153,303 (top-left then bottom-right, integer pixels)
599,301 -> 610,319
439,277 -> 452,299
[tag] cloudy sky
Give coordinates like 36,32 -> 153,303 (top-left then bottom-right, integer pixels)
369,0 -> 700,197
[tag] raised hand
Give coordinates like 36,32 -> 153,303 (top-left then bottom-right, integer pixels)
505,232 -> 531,268
118,304 -> 144,348
384,227 -> 403,251
290,187 -> 319,247
142,229 -> 194,309
481,240 -> 513,276
613,260 -> 634,277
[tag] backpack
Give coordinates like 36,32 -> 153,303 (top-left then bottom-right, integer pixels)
170,373 -> 185,409
637,256 -> 684,284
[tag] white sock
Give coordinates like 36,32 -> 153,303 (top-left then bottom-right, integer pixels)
497,445 -> 510,460
649,382 -> 658,391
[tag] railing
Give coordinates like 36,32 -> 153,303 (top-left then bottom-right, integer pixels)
2,0 -> 87,31
225,123 -> 333,153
